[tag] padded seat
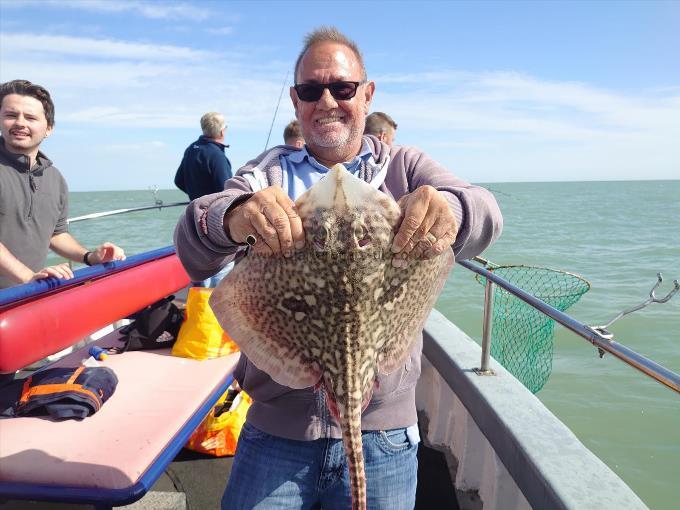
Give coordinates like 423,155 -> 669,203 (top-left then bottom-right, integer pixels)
0,329 -> 239,507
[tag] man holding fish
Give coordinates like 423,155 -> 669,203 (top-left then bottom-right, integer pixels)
175,26 -> 502,510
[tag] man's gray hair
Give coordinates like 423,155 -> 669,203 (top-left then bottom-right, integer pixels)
294,26 -> 366,82
364,112 -> 397,136
200,112 -> 225,138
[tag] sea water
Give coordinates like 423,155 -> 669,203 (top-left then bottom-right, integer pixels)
54,180 -> 679,509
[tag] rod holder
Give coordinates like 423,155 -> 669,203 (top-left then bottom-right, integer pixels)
596,273 -> 679,332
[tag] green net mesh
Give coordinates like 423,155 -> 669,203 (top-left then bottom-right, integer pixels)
477,265 -> 590,393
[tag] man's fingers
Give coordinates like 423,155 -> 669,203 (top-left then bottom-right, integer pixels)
263,203 -> 294,256
424,213 -> 458,258
391,194 -> 429,254
108,242 -> 125,261
264,192 -> 304,256
31,271 -> 50,281
282,200 -> 305,250
422,231 -> 454,258
392,186 -> 458,261
56,263 -> 74,279
39,264 -> 74,280
249,205 -> 283,254
227,186 -> 303,256
94,242 -> 125,263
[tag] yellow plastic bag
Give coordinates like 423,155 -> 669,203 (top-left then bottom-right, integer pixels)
175,287 -> 250,456
171,287 -> 239,360
185,385 -> 252,457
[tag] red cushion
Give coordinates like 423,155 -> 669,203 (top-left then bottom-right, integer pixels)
0,255 -> 189,373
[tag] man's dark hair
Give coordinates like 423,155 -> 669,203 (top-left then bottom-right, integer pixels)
283,119 -> 303,143
364,112 -> 397,136
0,80 -> 55,127
294,26 -> 366,83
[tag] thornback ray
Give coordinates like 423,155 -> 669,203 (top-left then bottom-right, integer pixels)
209,164 -> 454,510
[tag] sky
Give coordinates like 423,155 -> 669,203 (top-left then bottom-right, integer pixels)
0,0 -> 678,191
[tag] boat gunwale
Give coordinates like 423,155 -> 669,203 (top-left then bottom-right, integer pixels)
420,309 -> 648,510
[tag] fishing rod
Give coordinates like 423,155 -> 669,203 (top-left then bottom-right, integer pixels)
263,70 -> 290,151
68,187 -> 187,223
68,202 -> 189,223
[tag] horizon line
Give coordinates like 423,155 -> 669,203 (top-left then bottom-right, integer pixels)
68,177 -> 680,193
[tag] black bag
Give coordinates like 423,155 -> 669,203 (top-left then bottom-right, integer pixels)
117,296 -> 184,351
1,366 -> 118,420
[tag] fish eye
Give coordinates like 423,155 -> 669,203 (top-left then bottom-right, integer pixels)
314,224 -> 329,250
354,224 -> 372,248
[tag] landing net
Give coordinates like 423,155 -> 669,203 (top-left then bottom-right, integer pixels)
477,264 -> 590,393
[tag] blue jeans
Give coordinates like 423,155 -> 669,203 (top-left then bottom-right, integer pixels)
221,422 -> 419,509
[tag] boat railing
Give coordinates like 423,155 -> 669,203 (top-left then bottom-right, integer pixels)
459,258 -> 680,394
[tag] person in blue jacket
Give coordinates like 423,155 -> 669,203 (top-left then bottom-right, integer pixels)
174,112 -> 232,201
175,112 -> 233,287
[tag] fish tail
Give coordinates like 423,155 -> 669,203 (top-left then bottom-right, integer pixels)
340,406 -> 367,510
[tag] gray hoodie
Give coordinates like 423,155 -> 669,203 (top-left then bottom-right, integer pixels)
173,135 -> 503,440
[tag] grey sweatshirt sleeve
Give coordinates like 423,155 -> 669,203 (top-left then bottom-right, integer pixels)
387,146 -> 503,260
173,175 -> 253,281
173,147 -> 290,281
53,173 -> 69,235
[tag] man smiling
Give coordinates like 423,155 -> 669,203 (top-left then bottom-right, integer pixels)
175,27 -> 503,509
292,39 -> 371,158
0,79 -> 125,289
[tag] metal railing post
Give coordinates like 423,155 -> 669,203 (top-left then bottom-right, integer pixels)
476,278 -> 496,376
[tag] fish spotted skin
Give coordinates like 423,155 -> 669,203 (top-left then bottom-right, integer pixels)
210,165 -> 453,509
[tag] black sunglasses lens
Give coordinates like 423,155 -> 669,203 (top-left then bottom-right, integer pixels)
295,82 -> 360,102
296,84 -> 323,102
328,82 -> 358,100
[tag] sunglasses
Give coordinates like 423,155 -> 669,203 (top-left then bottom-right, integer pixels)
294,81 -> 363,102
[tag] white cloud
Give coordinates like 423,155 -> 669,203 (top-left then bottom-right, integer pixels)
1,29 -> 677,185
373,70 -> 680,139
206,26 -> 235,36
2,0 -> 213,21
369,71 -> 680,182
0,32 -> 214,60
0,30 -> 289,130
